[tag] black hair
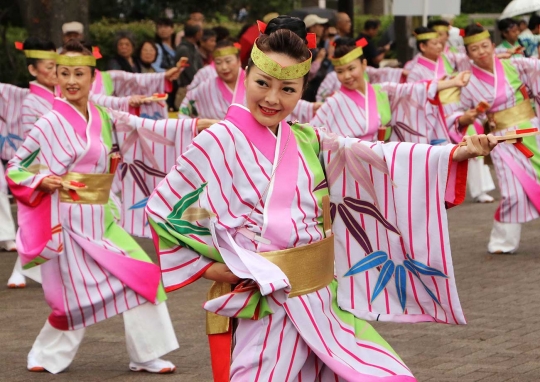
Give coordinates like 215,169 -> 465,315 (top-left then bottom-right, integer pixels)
60,39 -> 96,75
519,19 -> 528,27
333,37 -> 365,62
202,28 -> 217,41
498,18 -> 518,32
364,19 -> 381,31
212,26 -> 230,42
184,23 -> 202,38
155,18 -> 174,27
427,19 -> 450,29
265,15 -> 308,44
414,26 -> 436,51
529,15 -> 540,31
136,40 -> 158,64
23,37 -> 56,67
247,29 -> 311,88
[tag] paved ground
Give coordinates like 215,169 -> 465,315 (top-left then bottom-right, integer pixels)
1,188 -> 540,382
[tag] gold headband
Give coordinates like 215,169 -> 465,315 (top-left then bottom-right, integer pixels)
56,55 -> 96,67
24,50 -> 58,60
330,47 -> 363,67
432,25 -> 449,33
463,30 -> 491,45
213,46 -> 240,58
416,32 -> 439,41
250,40 -> 312,80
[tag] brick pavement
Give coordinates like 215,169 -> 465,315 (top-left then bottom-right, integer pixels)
1,193 -> 540,381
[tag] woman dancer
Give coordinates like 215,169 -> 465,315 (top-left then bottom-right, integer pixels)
147,29 -> 497,381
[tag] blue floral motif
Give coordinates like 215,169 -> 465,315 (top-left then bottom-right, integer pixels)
140,112 -> 164,120
0,133 -> 23,152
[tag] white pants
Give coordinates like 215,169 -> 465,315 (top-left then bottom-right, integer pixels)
467,157 -> 495,199
0,190 -> 16,242
29,302 -> 179,374
488,220 -> 522,253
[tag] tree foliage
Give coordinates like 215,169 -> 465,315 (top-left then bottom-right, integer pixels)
461,0 -> 509,14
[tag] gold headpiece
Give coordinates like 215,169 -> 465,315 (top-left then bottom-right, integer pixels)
432,25 -> 449,33
250,39 -> 312,80
463,30 -> 490,45
415,32 -> 439,41
56,55 -> 96,67
23,50 -> 58,60
330,47 -> 363,67
213,46 -> 240,58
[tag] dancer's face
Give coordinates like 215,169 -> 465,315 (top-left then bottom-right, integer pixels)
335,58 -> 364,91
467,38 -> 495,70
28,59 -> 58,89
215,54 -> 240,85
57,54 -> 94,104
420,38 -> 443,61
245,52 -> 304,129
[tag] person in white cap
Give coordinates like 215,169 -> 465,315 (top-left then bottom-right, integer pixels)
59,22 -> 84,53
304,14 -> 329,83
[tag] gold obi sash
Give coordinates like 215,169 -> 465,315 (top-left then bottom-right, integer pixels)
59,172 -> 114,205
439,87 -> 461,105
487,101 -> 535,132
206,195 -> 334,335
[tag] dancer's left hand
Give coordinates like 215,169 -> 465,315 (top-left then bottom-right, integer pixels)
453,134 -> 498,162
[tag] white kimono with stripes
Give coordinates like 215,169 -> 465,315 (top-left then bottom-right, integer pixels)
179,69 -> 316,123
316,67 -> 405,102
454,56 -> 540,223
6,99 -> 186,330
147,103 -> 468,381
187,64 -> 216,90
0,83 -> 29,161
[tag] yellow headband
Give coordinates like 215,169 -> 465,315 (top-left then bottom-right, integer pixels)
24,50 -> 58,60
432,25 -> 449,33
330,47 -> 363,67
56,55 -> 96,67
213,46 -> 240,58
463,30 -> 491,45
416,32 -> 439,41
250,40 -> 312,80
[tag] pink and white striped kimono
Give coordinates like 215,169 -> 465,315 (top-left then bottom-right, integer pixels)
21,82 -> 56,137
147,103 -> 468,381
187,63 -> 216,90
455,56 -> 540,223
316,67 -> 405,102
0,83 -> 29,161
5,98 -> 198,330
91,69 -> 170,120
179,68 -> 316,123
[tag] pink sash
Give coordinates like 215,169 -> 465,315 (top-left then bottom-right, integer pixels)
339,83 -> 379,139
29,82 -> 55,105
225,104 -> 299,251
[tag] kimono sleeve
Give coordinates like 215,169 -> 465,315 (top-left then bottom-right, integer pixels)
178,87 -> 198,118
21,97 -> 40,137
290,99 -> 315,123
317,72 -> 340,102
315,129 -> 468,324
510,57 -> 540,115
310,97 -> 333,127
108,70 -> 170,97
90,93 -> 130,112
365,66 -> 405,84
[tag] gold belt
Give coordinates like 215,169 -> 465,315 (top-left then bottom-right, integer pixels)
439,87 -> 461,105
487,101 -> 535,132
206,195 -> 334,335
59,172 -> 114,205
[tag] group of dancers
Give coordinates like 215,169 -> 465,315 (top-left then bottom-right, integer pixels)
0,13 -> 537,381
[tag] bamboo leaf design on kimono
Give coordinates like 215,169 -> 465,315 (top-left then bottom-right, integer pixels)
119,162 -> 128,181
128,197 -> 149,210
167,183 -> 209,225
344,250 -> 388,277
134,160 -> 167,178
343,197 -> 401,236
392,92 -> 421,126
313,179 -> 328,192
167,219 -> 211,236
394,264 -> 407,311
371,260 -> 395,303
337,203 -> 373,254
0,133 -> 23,152
128,164 -> 151,196
349,141 -> 391,177
344,148 -> 379,204
406,254 -> 448,278
394,122 -> 426,137
330,202 -> 336,222
403,260 -> 442,306
181,207 -> 216,222
20,149 -> 40,168
326,148 -> 346,187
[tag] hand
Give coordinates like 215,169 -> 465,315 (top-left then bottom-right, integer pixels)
196,118 -> 219,132
165,67 -> 181,82
458,108 -> 478,127
452,134 -> 498,162
383,43 -> 391,51
402,69 -> 410,77
128,95 -> 150,107
37,175 -> 63,194
452,71 -> 471,88
497,52 -> 512,59
312,102 -> 323,114
316,48 -> 327,61
202,263 -> 241,284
